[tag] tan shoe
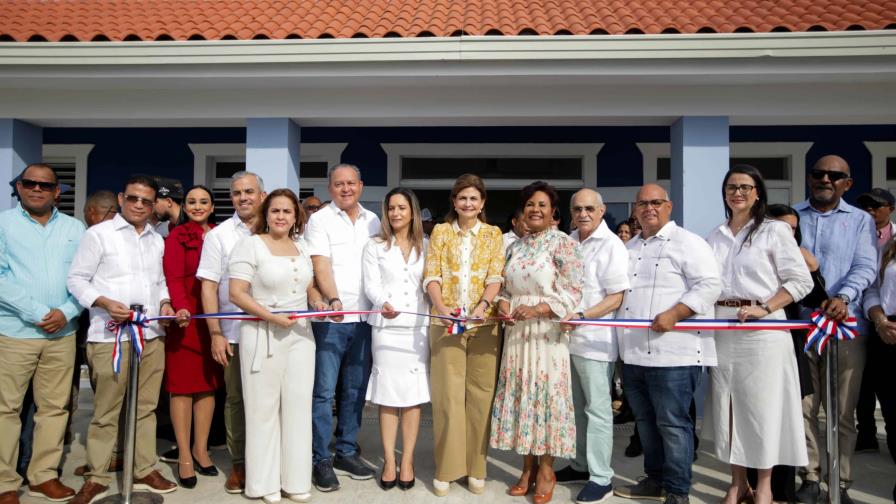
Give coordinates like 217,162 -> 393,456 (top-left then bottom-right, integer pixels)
225,463 -> 245,494
0,490 -> 20,504
28,478 -> 76,502
432,479 -> 450,497
468,477 -> 486,495
133,470 -> 177,494
69,482 -> 108,504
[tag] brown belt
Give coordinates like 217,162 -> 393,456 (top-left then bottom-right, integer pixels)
716,299 -> 761,308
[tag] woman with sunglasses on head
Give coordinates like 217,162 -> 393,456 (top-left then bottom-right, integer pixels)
228,189 -> 327,503
362,187 -> 430,491
491,181 -> 583,504
161,184 -> 223,488
704,166 -> 813,504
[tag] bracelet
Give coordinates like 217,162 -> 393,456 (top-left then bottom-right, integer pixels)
875,318 -> 888,330
759,302 -> 771,314
478,298 -> 491,308
329,298 -> 341,305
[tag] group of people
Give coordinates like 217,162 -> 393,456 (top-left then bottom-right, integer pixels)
0,154 -> 892,504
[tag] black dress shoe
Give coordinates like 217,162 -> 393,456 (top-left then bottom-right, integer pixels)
398,466 -> 415,490
193,457 -> 219,477
379,472 -> 397,490
177,464 -> 197,489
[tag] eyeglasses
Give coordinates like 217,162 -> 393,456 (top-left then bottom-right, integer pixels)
809,168 -> 850,182
123,194 -> 155,207
724,184 -> 755,195
571,205 -> 597,213
634,199 -> 669,209
19,179 -> 58,191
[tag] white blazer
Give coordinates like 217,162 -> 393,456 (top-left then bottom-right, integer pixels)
362,237 -> 430,328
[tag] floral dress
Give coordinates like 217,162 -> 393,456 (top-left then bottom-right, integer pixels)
489,228 -> 583,457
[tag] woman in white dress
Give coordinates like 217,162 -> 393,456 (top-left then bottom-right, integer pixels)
229,189 -> 327,504
705,165 -> 813,504
362,187 -> 430,491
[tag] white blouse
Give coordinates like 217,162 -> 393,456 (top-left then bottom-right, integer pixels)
706,219 -> 813,305
362,237 -> 430,328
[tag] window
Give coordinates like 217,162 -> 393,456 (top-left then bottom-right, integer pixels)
188,143 -> 346,223
638,142 -> 812,205
42,144 -> 93,220
382,143 -> 602,230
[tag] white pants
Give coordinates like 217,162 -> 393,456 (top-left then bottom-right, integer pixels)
240,322 -> 315,497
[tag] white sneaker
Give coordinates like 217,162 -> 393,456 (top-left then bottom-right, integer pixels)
285,492 -> 312,503
433,478 -> 450,497
468,477 -> 486,495
262,492 -> 282,504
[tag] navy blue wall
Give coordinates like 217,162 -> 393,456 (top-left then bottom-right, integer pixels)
44,124 -> 896,203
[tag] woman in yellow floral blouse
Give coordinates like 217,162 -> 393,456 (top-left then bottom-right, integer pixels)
492,181 -> 583,504
423,173 -> 505,497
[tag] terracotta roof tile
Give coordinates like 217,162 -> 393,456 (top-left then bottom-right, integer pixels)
0,0 -> 893,42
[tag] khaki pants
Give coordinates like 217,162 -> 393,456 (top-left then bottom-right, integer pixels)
800,336 -> 866,488
86,338 -> 165,485
0,333 -> 75,492
429,324 -> 500,481
224,344 -> 245,465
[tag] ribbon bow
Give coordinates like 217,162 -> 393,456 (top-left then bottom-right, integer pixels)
804,310 -> 858,355
105,310 -> 148,374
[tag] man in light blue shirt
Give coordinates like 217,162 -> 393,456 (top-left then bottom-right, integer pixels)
794,154 -> 877,504
0,163 -> 85,504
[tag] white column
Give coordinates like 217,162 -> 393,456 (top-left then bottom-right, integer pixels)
245,118 -> 301,194
0,119 -> 42,209
670,116 -> 729,238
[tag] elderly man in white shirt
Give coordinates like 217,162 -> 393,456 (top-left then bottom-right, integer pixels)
67,175 -> 180,504
553,189 -> 630,504
304,164 -> 381,492
195,171 -> 266,494
502,207 -> 528,256
613,184 -> 722,504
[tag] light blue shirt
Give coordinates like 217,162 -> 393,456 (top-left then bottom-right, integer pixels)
795,198 -> 877,320
0,203 -> 85,338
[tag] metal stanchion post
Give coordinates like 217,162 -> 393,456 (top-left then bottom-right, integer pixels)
825,337 -> 840,504
97,305 -> 163,504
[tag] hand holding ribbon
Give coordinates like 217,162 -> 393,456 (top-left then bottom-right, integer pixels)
105,310 -> 148,374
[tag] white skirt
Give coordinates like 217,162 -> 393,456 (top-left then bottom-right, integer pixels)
703,306 -> 808,468
366,325 -> 430,407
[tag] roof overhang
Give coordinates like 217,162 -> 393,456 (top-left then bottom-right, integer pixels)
0,32 -> 895,127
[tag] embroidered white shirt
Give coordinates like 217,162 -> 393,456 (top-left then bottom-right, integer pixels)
304,202 -> 381,322
617,221 -> 722,367
195,213 -> 253,343
453,220 -> 482,313
569,220 -> 630,362
67,213 -> 170,343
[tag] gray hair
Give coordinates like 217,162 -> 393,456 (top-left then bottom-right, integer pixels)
231,171 -> 265,192
328,163 -> 361,183
571,188 -> 606,209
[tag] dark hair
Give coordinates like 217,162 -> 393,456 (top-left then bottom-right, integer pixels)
256,188 -> 304,239
615,221 -> 631,233
181,184 -> 215,225
123,174 -> 159,197
446,173 -> 487,223
519,180 -> 559,210
767,204 -> 802,245
722,164 -> 768,247
20,163 -> 59,184
377,187 -> 425,258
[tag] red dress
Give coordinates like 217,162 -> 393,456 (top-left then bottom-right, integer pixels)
162,220 -> 223,394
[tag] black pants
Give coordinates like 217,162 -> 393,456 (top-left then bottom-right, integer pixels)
867,328 -> 896,462
856,329 -> 883,444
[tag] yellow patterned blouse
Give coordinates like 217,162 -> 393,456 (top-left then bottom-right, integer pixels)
423,220 -> 505,327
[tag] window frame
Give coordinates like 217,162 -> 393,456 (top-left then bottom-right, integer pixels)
865,141 -> 896,193
42,143 -> 93,221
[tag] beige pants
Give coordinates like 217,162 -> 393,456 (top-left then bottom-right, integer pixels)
0,333 -> 75,492
800,336 -> 866,488
85,338 -> 165,485
429,324 -> 500,481
224,343 -> 245,464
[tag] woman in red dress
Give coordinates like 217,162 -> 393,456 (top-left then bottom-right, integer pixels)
162,184 -> 223,488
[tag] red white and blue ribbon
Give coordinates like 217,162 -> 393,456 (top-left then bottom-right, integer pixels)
803,310 -> 858,354
447,307 -> 467,335
105,310 -> 148,374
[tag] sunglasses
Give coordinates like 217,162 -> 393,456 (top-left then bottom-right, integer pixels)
634,199 -> 669,209
809,168 -> 850,182
304,205 -> 321,212
123,194 -> 155,207
19,179 -> 58,191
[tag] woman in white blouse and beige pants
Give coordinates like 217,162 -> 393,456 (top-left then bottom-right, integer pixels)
705,166 -> 813,504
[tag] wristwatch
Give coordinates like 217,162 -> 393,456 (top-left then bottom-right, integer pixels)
576,311 -> 585,320
759,302 -> 771,314
835,293 -> 851,305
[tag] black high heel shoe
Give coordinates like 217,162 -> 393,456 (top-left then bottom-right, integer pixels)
398,466 -> 415,490
379,470 -> 397,490
177,462 -> 197,489
192,456 -> 219,477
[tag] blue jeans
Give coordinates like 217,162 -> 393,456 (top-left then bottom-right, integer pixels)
311,322 -> 372,464
623,364 -> 701,496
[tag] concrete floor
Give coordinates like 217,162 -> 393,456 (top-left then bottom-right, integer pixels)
17,380 -> 895,504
